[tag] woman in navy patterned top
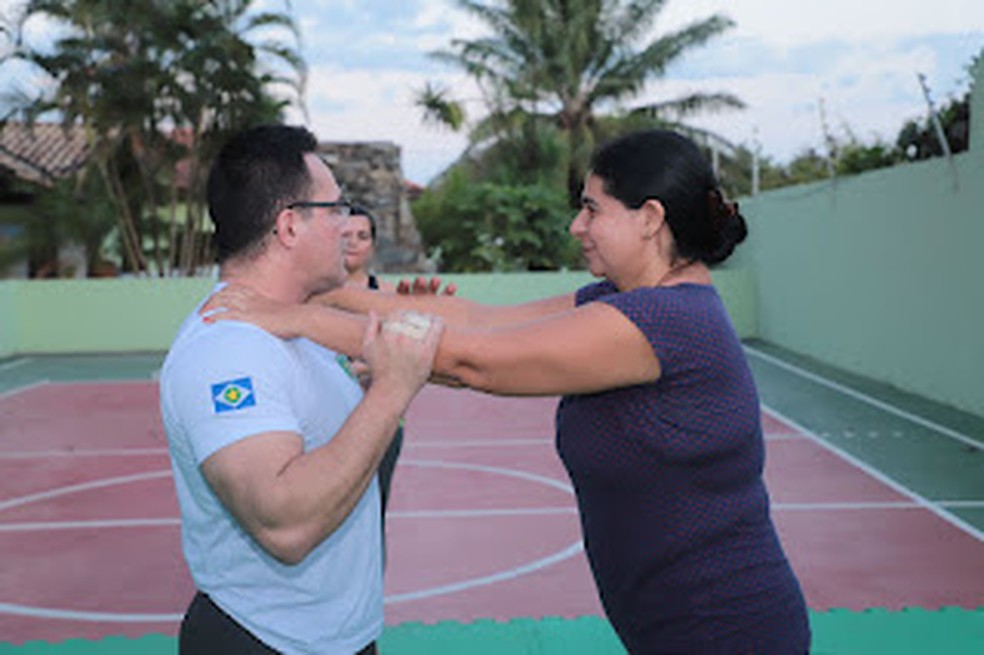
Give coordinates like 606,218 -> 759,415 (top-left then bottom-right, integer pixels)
204,129 -> 810,654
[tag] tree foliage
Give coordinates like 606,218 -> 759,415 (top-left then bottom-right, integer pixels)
0,0 -> 306,276
413,167 -> 579,272
710,81 -> 973,198
422,0 -> 741,200
415,0 -> 742,271
896,90 -> 970,162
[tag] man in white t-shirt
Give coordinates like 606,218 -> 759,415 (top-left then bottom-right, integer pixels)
160,125 -> 440,654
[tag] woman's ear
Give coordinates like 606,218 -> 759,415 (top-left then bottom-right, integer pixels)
640,198 -> 667,240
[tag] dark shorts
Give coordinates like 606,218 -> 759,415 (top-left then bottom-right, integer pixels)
180,591 -> 377,655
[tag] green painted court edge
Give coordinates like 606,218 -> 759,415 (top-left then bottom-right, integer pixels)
0,610 -> 981,655
747,339 -> 984,533
0,353 -> 166,396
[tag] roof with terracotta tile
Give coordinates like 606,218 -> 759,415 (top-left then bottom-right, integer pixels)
0,122 -> 90,186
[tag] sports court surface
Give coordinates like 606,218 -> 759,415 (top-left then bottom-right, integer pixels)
0,342 -> 981,654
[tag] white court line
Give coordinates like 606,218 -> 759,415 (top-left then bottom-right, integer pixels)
6,501 -> 979,534
390,507 -> 577,519
764,433 -> 804,441
0,603 -> 180,623
381,459 -> 583,605
773,501 -> 984,511
0,357 -> 31,373
763,405 -> 983,542
0,448 -> 169,459
0,470 -> 172,513
46,377 -> 158,387
0,459 -> 584,620
746,345 -> 983,450
407,438 -> 552,448
0,508 -> 584,532
403,459 -> 574,493
0,518 -> 180,532
385,542 -> 584,604
0,377 -> 156,402
0,379 -> 50,401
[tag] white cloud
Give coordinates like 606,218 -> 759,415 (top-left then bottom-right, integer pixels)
363,0 -> 981,177
4,0 -> 979,181
659,0 -> 984,48
651,40 -> 964,161
412,0 -> 489,39
288,65 -> 471,183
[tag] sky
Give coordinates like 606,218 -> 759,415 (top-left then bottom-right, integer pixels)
3,0 -> 982,184
278,0 -> 983,184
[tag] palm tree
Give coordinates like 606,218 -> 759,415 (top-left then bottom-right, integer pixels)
419,0 -> 744,201
1,0 -> 306,275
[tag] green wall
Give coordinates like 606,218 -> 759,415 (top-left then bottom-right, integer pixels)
0,282 -> 14,359
737,55 -> 984,418
0,278 -> 214,355
0,270 -> 756,357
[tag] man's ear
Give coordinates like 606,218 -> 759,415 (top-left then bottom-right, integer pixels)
640,198 -> 667,239
272,207 -> 300,246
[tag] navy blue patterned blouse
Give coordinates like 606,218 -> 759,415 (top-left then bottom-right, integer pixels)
556,281 -> 810,654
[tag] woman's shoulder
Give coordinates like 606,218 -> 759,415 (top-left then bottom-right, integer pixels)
576,279 -> 618,305
596,282 -> 717,305
602,283 -> 726,332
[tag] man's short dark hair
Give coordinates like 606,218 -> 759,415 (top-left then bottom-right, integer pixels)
207,125 -> 319,263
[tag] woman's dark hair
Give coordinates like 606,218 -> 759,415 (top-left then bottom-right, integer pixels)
207,125 -> 319,263
347,205 -> 378,242
589,129 -> 747,265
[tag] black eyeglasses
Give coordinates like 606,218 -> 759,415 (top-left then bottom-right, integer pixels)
286,200 -> 353,216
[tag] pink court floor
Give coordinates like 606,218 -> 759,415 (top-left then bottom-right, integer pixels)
0,379 -> 982,645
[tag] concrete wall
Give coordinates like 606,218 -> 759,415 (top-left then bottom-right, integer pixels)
0,278 -> 215,355
738,54 -> 983,417
0,281 -> 14,359
320,141 -> 429,272
0,269 -> 756,356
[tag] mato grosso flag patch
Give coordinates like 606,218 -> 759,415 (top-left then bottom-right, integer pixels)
211,377 -> 256,413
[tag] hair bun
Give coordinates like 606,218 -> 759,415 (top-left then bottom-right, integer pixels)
705,189 -> 747,264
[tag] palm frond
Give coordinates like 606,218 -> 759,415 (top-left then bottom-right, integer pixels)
416,82 -> 466,131
631,92 -> 745,121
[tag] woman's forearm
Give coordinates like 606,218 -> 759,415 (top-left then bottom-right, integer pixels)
313,286 -> 476,325
291,299 -> 656,397
313,286 -> 577,330
295,303 -> 368,359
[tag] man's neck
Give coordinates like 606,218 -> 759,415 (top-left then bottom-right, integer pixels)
220,259 -> 309,304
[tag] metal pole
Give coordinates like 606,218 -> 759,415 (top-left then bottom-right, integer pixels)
817,98 -> 836,179
751,128 -> 761,196
917,72 -> 959,191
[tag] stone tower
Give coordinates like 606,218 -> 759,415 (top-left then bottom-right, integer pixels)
317,141 -> 431,273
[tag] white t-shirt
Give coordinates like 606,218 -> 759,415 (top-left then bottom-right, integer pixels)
160,290 -> 381,654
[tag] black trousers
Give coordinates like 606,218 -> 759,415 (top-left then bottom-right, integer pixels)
180,591 -> 378,655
